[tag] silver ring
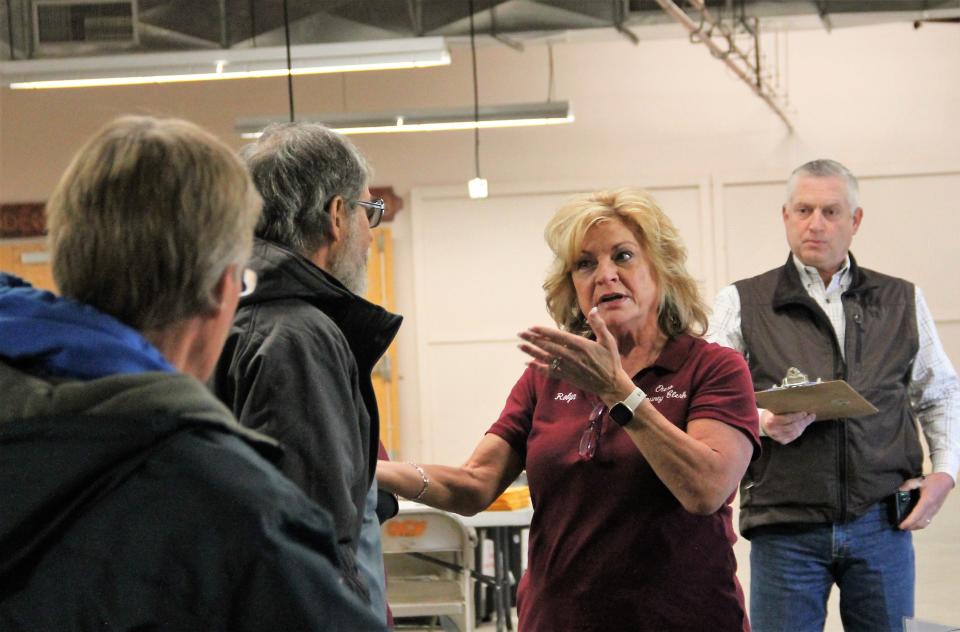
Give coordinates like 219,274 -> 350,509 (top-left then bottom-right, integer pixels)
925,518 -> 932,524
550,358 -> 561,372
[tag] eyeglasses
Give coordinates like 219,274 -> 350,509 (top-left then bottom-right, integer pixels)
578,402 -> 606,461
353,198 -> 386,228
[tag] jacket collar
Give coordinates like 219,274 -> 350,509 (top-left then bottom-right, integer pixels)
772,251 -> 877,311
242,239 -> 402,374
0,360 -> 279,457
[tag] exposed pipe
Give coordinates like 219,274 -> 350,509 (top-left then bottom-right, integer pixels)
816,0 -> 834,33
753,17 -> 761,89
218,0 -> 228,48
653,0 -> 793,132
281,0 -> 295,122
490,3 -> 524,52
613,0 -> 640,45
5,0 -> 15,60
468,0 -> 481,180
405,0 -> 423,36
248,0 -> 257,46
546,41 -> 555,102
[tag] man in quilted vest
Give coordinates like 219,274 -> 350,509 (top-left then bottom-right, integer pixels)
708,159 -> 959,632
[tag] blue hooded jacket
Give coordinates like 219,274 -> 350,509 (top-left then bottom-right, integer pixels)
0,272 -> 173,379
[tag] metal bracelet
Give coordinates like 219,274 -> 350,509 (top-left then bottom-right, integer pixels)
407,462 -> 429,501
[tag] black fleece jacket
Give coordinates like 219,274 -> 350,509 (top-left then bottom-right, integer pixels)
211,239 -> 402,597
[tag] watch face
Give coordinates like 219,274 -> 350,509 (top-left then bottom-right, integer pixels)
609,402 -> 633,426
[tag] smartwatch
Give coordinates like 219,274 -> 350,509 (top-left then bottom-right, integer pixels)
609,386 -> 647,426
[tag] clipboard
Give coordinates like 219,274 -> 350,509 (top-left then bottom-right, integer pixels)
755,368 -> 878,421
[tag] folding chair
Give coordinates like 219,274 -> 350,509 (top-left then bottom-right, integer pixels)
382,504 -> 477,632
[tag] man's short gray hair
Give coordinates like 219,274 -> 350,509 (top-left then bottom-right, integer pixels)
786,159 -> 860,213
241,123 -> 371,257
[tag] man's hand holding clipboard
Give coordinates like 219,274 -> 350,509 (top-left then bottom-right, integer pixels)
755,368 -> 879,445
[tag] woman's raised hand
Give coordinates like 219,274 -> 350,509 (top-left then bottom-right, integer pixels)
518,307 -> 631,403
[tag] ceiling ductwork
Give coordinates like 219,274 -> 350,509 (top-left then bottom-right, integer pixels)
1,1 -> 959,62
2,1 -> 958,132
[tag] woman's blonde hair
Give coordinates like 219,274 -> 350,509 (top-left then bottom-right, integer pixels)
47,116 -> 261,331
542,188 -> 707,338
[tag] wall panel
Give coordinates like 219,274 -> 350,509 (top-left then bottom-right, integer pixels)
411,182 -> 705,462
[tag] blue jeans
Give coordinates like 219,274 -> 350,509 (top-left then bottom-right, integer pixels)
356,480 -> 388,625
749,502 -> 914,632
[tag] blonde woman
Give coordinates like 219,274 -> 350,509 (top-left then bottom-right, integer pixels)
378,189 -> 759,631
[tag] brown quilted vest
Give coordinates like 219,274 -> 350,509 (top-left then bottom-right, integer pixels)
735,253 -> 920,537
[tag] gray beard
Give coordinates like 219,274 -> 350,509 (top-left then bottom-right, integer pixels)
329,226 -> 368,295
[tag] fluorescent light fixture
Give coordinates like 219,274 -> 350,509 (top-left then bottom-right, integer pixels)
236,101 -> 574,138
468,177 -> 489,199
1,37 -> 450,89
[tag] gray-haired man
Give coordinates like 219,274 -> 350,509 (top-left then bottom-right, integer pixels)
211,123 -> 400,623
708,159 -> 959,632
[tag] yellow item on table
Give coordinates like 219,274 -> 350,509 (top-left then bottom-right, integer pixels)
486,485 -> 531,511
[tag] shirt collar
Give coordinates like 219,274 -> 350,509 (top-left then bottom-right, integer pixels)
644,333 -> 695,374
790,253 -> 851,294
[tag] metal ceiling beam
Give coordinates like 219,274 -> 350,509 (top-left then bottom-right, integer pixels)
653,0 -> 793,132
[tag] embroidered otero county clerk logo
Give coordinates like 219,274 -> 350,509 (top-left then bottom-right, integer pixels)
647,384 -> 688,404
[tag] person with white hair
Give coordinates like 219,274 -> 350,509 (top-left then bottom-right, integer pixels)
210,122 -> 401,624
708,158 -> 960,632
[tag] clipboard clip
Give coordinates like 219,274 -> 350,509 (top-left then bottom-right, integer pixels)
773,367 -> 823,389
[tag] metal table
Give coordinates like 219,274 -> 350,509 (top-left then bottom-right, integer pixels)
461,506 -> 533,631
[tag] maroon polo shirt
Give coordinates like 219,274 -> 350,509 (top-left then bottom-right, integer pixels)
488,334 -> 760,632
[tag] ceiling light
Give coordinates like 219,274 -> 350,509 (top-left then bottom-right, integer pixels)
467,177 -> 489,199
235,101 -> 574,138
1,37 -> 450,89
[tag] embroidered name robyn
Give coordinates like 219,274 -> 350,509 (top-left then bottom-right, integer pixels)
554,392 -> 577,402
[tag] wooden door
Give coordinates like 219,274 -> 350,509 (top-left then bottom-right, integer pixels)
365,226 -> 401,458
0,239 -> 57,292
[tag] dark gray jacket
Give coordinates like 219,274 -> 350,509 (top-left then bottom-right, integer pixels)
0,363 -> 385,632
211,239 -> 401,597
736,253 -> 921,536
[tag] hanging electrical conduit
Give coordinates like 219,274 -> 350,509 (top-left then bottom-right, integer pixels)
653,0 -> 794,132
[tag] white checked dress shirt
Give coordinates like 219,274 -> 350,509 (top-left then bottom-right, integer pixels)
708,254 -> 960,481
